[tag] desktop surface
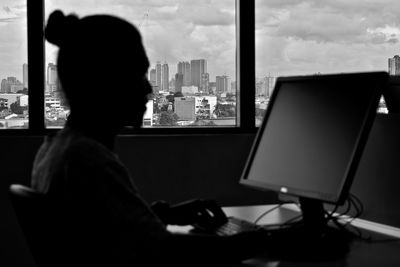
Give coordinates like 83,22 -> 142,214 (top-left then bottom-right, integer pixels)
222,205 -> 400,267
167,204 -> 400,266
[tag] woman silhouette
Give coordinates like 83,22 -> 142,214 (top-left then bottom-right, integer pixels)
31,10 -> 268,267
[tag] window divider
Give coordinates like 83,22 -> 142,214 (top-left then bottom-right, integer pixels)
237,0 -> 256,130
27,0 -> 46,132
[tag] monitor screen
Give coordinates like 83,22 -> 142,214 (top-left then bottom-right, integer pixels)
241,72 -> 388,205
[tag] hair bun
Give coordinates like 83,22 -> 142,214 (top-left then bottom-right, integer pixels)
45,10 -> 79,47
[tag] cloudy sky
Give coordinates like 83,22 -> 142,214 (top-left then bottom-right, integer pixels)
45,0 -> 236,82
2,0 -> 400,83
256,0 -> 400,77
0,0 -> 27,81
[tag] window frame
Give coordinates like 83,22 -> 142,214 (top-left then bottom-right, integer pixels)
6,0 -> 256,136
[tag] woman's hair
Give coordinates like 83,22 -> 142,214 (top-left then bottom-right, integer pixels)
45,10 -> 149,110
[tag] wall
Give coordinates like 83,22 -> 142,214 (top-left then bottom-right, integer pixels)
352,114 -> 400,227
1,114 -> 400,266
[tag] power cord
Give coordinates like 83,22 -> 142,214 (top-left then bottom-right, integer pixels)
253,200 -> 298,224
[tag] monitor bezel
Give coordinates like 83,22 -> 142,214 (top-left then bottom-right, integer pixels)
240,72 -> 387,205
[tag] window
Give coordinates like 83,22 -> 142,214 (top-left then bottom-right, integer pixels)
45,0 -> 237,128
255,0 -> 391,125
0,1 -> 28,129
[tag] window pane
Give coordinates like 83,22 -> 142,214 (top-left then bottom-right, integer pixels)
0,1 -> 28,129
45,0 -> 236,128
255,0 -> 391,125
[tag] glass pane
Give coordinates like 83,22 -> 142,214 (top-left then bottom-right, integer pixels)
0,1 -> 28,129
45,0 -> 236,128
255,0 -> 391,125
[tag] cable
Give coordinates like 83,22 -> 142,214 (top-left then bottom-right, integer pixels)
253,203 -> 283,224
253,200 -> 299,225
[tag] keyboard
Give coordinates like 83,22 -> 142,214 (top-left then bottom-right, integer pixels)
192,216 -> 263,236
214,216 -> 262,236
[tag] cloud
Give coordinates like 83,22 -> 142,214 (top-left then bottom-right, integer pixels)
44,0 -> 237,81
254,0 -> 400,77
256,0 -> 400,45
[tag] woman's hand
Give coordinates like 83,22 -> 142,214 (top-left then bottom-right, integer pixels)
152,199 -> 228,227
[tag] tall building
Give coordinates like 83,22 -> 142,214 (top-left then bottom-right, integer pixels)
47,63 -> 58,85
177,61 -> 191,86
149,69 -> 156,86
0,79 -> 8,93
216,75 -> 230,94
264,75 -> 277,97
184,62 -> 191,86
23,63 -> 28,88
231,81 -> 237,94
388,55 -> 400,75
156,62 -> 162,89
162,62 -> 169,91
47,63 -> 58,93
190,59 -> 207,89
175,73 -> 183,93
177,62 -> 184,75
201,73 -> 209,93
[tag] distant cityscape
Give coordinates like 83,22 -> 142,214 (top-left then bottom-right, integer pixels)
0,55 -> 395,129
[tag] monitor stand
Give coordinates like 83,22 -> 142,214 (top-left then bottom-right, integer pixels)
264,197 -> 353,262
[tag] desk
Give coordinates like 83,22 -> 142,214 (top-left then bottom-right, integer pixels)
169,204 -> 400,267
225,204 -> 400,267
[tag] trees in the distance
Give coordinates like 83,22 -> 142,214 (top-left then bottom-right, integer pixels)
159,111 -> 179,126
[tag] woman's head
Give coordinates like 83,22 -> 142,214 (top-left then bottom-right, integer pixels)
45,10 -> 152,128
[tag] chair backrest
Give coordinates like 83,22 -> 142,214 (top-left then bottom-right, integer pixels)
8,184 -> 66,267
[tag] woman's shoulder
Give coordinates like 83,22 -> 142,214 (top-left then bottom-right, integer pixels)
50,127 -> 119,166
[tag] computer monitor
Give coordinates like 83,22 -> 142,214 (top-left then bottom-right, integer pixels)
240,72 -> 388,236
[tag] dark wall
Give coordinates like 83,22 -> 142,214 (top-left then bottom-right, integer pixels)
352,114 -> 400,227
1,114 -> 400,266
116,133 -> 277,206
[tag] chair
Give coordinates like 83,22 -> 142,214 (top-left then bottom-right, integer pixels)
8,184 -> 67,267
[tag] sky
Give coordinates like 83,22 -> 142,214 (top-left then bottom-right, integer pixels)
256,0 -> 400,77
0,0 -> 27,81
2,1 -> 400,82
44,0 -> 236,83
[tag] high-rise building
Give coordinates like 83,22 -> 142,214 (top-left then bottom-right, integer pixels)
201,73 -> 209,93
149,69 -> 156,86
216,75 -> 230,94
23,63 -> 28,88
184,62 -> 191,86
388,55 -> 400,75
177,62 -> 184,75
264,75 -> 277,97
47,63 -> 58,93
190,59 -> 207,89
162,62 -> 169,91
47,63 -> 58,85
1,79 -> 8,93
177,61 -> 191,86
231,81 -> 237,94
156,62 -> 162,89
175,73 -> 183,93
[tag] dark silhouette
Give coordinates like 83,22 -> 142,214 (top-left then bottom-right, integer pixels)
31,10 -> 268,266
